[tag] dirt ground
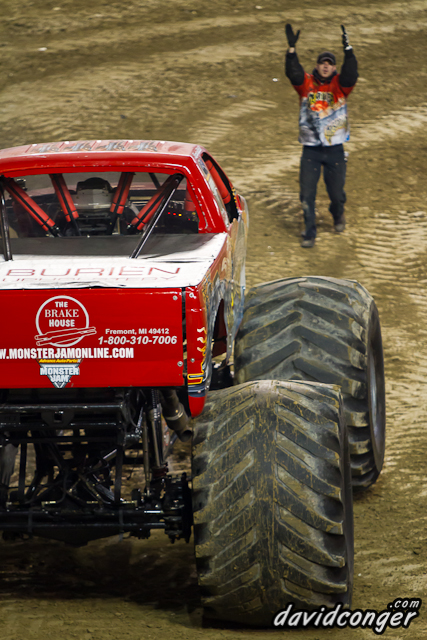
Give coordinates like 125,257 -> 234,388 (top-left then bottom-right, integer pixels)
1,0 -> 427,638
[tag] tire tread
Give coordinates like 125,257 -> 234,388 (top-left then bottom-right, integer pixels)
235,276 -> 385,490
192,380 -> 353,625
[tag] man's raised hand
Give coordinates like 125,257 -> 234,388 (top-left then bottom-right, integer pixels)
285,23 -> 300,49
341,25 -> 351,50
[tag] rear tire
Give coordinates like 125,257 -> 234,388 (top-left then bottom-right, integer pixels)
192,380 -> 353,626
234,276 -> 386,491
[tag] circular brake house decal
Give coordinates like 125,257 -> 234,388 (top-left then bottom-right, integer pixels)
35,296 -> 96,347
35,296 -> 96,389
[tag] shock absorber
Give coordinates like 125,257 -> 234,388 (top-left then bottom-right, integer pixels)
160,390 -> 192,442
148,389 -> 166,477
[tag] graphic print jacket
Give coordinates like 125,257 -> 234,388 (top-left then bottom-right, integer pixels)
285,49 -> 358,146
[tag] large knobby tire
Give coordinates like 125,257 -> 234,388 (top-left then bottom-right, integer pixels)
192,380 -> 353,626
234,277 -> 386,491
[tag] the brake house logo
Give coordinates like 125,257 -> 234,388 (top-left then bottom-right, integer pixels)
36,295 -> 95,347
36,296 -> 96,388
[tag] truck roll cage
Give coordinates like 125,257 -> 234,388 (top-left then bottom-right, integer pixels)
0,172 -> 184,260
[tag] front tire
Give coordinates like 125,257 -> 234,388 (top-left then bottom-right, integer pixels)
192,380 -> 353,626
234,277 -> 386,491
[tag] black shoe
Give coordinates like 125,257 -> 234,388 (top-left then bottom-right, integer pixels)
301,237 -> 315,248
334,216 -> 346,232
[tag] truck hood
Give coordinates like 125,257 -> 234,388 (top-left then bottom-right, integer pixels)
0,233 -> 227,289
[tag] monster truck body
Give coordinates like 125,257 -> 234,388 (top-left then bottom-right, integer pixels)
0,139 -> 385,625
0,140 -> 247,413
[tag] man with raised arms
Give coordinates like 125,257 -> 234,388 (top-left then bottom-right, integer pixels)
285,24 -> 358,247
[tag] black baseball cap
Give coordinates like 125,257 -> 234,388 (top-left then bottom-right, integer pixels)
317,51 -> 336,65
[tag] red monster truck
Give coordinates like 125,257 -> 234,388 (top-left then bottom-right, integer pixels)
0,140 -> 385,625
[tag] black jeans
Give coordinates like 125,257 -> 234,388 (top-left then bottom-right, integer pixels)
299,144 -> 346,239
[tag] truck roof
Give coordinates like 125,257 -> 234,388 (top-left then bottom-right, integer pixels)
0,139 -> 206,174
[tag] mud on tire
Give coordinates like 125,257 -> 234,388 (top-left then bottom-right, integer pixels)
192,380 -> 353,626
234,277 -> 386,491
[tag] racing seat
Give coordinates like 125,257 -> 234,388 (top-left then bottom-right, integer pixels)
72,177 -> 116,236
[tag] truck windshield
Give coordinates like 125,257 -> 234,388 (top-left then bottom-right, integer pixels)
0,170 -> 200,259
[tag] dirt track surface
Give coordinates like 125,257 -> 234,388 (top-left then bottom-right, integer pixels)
1,0 -> 427,638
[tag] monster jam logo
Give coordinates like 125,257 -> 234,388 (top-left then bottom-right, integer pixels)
39,362 -> 80,389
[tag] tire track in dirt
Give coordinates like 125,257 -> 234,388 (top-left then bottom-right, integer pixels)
194,99 -> 278,146
3,0 -> 426,52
